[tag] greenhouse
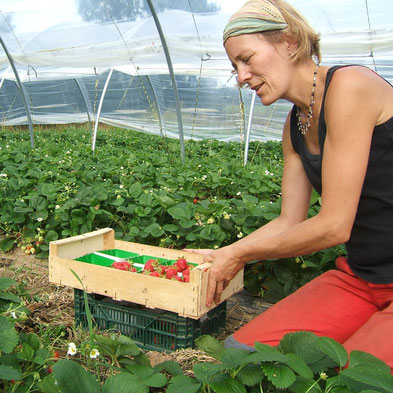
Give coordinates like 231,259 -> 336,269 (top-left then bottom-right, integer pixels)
1,0 -> 393,391
1,0 -> 392,153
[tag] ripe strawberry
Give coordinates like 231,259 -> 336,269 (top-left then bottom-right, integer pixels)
335,256 -> 348,269
174,258 -> 188,271
182,271 -> 190,283
166,268 -> 178,280
150,271 -> 160,277
130,267 -> 138,272
48,365 -> 53,374
157,265 -> 167,274
53,351 -> 60,359
112,261 -> 132,271
144,259 -> 156,272
175,276 -> 184,282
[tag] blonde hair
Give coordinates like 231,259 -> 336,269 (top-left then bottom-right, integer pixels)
265,0 -> 321,63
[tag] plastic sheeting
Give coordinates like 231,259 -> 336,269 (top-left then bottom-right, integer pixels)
0,0 -> 392,142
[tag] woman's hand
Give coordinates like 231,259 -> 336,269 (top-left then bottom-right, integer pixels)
186,246 -> 244,306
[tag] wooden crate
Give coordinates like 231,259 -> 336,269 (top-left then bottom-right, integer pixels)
49,228 -> 243,319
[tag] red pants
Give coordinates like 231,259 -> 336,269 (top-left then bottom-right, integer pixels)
232,258 -> 393,371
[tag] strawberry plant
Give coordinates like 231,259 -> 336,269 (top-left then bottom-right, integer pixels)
166,333 -> 393,393
0,277 -> 60,391
0,125 -> 342,301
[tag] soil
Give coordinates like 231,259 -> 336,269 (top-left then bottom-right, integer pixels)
0,246 -> 271,367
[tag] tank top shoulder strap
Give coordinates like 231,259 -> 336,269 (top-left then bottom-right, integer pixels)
289,105 -> 301,154
318,65 -> 354,152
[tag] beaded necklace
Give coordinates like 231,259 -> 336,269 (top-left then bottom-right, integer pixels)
296,63 -> 319,136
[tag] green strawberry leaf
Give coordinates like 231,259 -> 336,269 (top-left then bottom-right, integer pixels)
0,316 -> 19,353
0,365 -> 22,381
0,277 -> 16,292
317,336 -> 348,368
166,375 -> 202,393
209,373 -> 247,393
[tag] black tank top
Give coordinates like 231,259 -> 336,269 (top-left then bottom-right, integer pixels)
290,65 -> 393,284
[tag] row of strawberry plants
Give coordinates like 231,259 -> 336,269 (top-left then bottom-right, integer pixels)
2,276 -> 392,392
0,125 -> 343,301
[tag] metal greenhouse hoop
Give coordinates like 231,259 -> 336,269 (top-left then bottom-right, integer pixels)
146,0 -> 185,163
0,35 -> 34,148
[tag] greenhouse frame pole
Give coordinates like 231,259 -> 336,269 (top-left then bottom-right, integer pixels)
244,90 -> 256,166
146,75 -> 164,137
74,78 -> 93,136
146,0 -> 185,163
92,68 -> 113,152
0,66 -> 11,89
0,35 -> 34,148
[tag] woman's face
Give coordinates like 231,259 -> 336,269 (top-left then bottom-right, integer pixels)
224,33 -> 293,106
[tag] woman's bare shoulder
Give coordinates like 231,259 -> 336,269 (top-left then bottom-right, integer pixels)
329,65 -> 390,90
326,66 -> 393,124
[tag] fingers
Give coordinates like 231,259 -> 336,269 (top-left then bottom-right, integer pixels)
206,271 -> 218,307
206,278 -> 229,307
214,281 -> 225,305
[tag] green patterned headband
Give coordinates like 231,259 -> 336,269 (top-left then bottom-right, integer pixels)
223,0 -> 288,43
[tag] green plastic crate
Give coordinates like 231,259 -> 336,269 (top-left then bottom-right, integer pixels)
74,289 -> 226,352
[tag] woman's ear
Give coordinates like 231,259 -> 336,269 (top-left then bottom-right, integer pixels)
283,34 -> 298,55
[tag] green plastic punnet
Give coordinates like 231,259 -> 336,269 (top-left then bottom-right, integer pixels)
100,249 -> 140,259
130,255 -> 172,266
74,249 -> 140,267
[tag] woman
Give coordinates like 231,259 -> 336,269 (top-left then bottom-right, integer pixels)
188,0 -> 393,370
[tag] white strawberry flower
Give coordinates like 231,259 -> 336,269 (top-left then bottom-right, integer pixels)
67,342 -> 77,356
90,348 -> 100,359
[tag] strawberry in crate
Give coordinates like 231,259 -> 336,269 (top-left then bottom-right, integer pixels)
111,260 -> 137,272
